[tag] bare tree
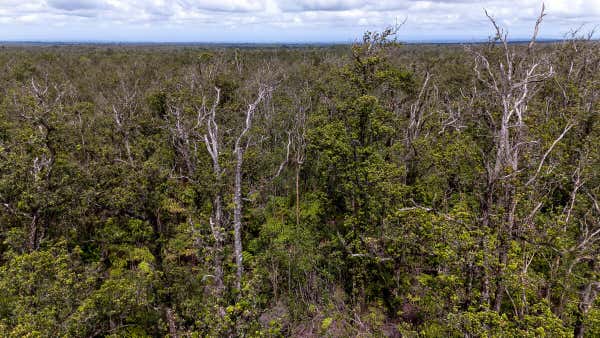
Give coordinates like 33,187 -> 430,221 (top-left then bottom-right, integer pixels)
166,76 -> 275,295
233,84 -> 273,291
109,77 -> 140,165
292,103 -> 307,228
202,87 -> 226,295
469,4 -> 578,311
15,75 -> 67,251
165,83 -> 227,296
553,155 -> 600,337
405,71 -> 436,184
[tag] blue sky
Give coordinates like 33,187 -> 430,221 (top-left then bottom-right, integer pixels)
0,0 -> 598,43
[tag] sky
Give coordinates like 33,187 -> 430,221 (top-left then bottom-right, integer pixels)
0,0 -> 598,43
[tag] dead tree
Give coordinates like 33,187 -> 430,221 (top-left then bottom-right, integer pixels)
555,158 -> 600,337
15,75 -> 66,251
232,84 -> 273,291
165,84 -> 227,296
470,4 -> 576,311
109,77 -> 140,165
552,177 -> 600,337
290,93 -> 308,227
405,71 -> 435,184
202,87 -> 226,295
166,71 -> 275,294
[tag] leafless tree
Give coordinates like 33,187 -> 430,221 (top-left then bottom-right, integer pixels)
292,101 -> 308,228
233,84 -> 274,291
166,74 -> 275,294
201,86 -> 226,295
10,74 -> 67,251
165,83 -> 227,296
469,4 -> 580,311
552,155 -> 600,337
109,77 -> 140,165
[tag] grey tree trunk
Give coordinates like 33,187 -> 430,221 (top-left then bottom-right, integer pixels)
231,84 -> 272,292
233,147 -> 244,291
203,87 -> 225,295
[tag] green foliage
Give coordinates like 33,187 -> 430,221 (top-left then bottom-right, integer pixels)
0,243 -> 90,337
0,32 -> 599,337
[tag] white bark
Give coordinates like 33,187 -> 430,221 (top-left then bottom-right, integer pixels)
202,87 -> 226,294
233,85 -> 272,291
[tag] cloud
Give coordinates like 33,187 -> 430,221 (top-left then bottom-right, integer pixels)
280,0 -> 366,12
179,0 -> 266,12
0,0 -> 597,42
279,0 -> 411,12
47,0 -> 108,11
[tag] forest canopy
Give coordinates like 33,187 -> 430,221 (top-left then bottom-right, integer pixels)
0,10 -> 599,338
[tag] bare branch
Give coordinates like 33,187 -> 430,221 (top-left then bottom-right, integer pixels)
526,121 -> 574,185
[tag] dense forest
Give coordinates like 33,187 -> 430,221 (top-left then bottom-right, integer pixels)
0,12 -> 599,337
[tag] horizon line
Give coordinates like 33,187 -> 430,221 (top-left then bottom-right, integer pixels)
0,37 -> 576,46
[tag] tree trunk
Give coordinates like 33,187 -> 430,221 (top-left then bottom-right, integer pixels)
28,212 -> 39,251
480,184 -> 494,307
574,281 -> 600,338
296,165 -> 300,227
211,190 -> 225,295
233,148 -> 244,291
493,185 -> 517,312
229,84 -> 270,292
166,307 -> 178,338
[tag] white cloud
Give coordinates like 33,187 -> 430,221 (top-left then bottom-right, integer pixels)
47,0 -> 108,11
0,0 -> 596,42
